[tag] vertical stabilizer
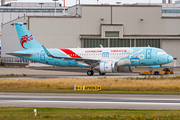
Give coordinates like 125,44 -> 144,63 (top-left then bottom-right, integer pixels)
15,23 -> 42,51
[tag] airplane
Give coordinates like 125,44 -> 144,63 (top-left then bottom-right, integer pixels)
7,23 -> 174,76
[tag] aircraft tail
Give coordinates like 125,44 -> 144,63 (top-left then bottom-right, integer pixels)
15,23 -> 42,51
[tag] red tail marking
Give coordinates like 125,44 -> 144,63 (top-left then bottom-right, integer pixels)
20,34 -> 33,49
59,49 -> 82,58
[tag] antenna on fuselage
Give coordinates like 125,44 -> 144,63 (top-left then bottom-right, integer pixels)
100,44 -> 103,48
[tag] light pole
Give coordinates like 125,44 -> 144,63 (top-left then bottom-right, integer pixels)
53,0 -> 58,16
39,3 -> 44,16
63,0 -> 65,8
63,0 -> 65,15
76,0 -> 78,15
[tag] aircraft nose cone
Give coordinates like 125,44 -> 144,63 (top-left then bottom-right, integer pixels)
168,55 -> 173,63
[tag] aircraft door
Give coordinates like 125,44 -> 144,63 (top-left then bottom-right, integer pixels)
102,52 -> 109,58
40,50 -> 45,61
146,49 -> 152,59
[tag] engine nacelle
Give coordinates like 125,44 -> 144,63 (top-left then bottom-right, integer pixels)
99,62 -> 117,73
117,66 -> 135,72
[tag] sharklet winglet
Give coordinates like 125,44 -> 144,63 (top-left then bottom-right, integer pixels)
42,45 -> 53,57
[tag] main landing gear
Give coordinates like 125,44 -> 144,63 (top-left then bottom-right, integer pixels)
87,70 -> 106,76
87,65 -> 94,76
87,65 -> 106,76
87,70 -> 94,76
99,72 -> 106,75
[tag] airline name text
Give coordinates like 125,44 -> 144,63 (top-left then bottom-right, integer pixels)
85,50 -> 102,53
111,50 -> 127,52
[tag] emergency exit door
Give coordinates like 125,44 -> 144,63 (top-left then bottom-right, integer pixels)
40,50 -> 45,61
146,49 -> 152,59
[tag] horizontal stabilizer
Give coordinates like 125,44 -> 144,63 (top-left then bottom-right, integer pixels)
6,53 -> 32,58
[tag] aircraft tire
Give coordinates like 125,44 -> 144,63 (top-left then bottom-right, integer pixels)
99,72 -> 106,75
154,71 -> 159,75
87,70 -> 94,76
91,70 -> 94,75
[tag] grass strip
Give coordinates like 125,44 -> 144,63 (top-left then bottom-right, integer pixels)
0,107 -> 180,120
0,77 -> 180,94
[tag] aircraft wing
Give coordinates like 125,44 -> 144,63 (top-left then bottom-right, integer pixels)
42,45 -> 101,63
6,53 -> 32,58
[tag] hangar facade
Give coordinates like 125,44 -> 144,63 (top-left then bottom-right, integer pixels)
1,4 -> 180,66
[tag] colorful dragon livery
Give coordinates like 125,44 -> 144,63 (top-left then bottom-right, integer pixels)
7,23 -> 174,76
20,35 -> 33,49
15,23 -> 42,50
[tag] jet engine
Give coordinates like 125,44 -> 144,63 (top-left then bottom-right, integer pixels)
117,66 -> 135,72
98,61 -> 117,73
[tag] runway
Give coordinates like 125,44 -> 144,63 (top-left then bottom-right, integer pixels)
0,92 -> 180,110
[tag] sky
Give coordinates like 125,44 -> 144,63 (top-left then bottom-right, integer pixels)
5,0 -> 179,6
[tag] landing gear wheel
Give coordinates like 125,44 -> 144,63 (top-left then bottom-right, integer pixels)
91,70 -> 94,75
99,72 -> 106,75
154,71 -> 159,75
87,70 -> 94,76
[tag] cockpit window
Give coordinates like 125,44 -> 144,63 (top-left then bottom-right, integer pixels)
157,52 -> 167,55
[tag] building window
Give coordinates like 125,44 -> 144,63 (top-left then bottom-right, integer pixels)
0,9 -> 68,13
83,39 -> 108,48
162,9 -> 180,13
131,39 -> 134,47
83,39 -> 160,48
136,39 -> 160,48
110,39 -> 130,47
1,57 -> 28,63
105,31 -> 119,37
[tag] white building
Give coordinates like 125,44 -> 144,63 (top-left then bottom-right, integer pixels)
0,2 -> 68,32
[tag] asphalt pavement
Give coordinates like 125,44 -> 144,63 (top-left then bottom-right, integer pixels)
0,92 -> 180,109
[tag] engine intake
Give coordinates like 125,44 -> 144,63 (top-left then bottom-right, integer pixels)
99,62 -> 117,73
